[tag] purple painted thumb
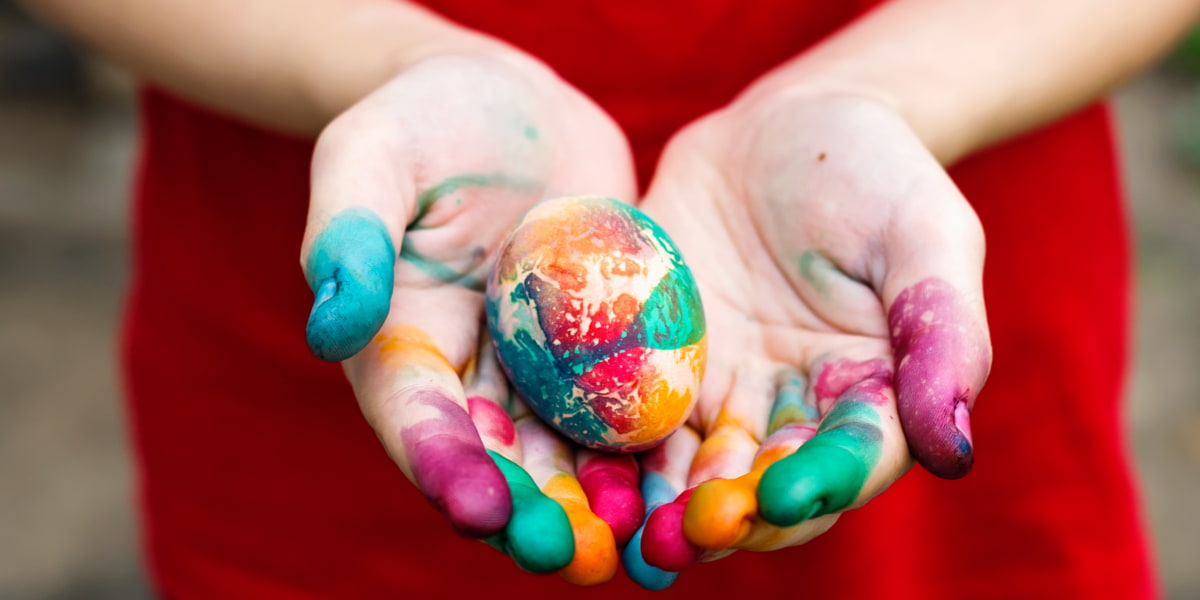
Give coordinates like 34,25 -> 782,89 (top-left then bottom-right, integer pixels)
888,277 -> 991,479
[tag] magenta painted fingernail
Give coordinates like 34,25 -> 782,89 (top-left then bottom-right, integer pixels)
641,492 -> 702,572
889,278 -> 989,479
403,391 -> 511,537
578,454 -> 644,547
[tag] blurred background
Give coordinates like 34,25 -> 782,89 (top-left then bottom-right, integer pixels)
1,3 -> 1198,599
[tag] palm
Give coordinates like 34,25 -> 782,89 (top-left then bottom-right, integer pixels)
633,93 -> 991,568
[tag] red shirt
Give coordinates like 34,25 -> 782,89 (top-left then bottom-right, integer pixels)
123,1 -> 1156,597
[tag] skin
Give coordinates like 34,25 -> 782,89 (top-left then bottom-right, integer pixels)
20,0 -> 1200,588
631,91 -> 983,583
463,334 -> 641,581
317,53 -> 638,571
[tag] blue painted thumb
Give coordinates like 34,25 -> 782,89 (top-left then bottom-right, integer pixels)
304,208 -> 396,361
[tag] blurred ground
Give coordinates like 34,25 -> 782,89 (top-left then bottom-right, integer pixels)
1,13 -> 1198,600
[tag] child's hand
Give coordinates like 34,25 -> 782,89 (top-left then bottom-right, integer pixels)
299,51 -> 639,582
623,89 -> 991,586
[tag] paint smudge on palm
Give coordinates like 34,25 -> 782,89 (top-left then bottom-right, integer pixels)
486,196 -> 706,452
304,207 -> 395,361
889,277 -> 990,479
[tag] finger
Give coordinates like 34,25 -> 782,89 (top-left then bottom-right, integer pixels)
484,451 -> 575,574
347,324 -> 510,537
302,107 -> 416,361
871,174 -> 989,479
518,418 -> 618,586
674,360 -> 774,551
464,337 -> 521,462
682,367 -> 818,552
576,451 -> 643,548
302,205 -> 396,361
629,426 -> 701,584
758,355 -> 910,527
640,360 -> 774,571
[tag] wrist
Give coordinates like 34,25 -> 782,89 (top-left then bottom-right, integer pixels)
299,3 -> 534,135
728,60 -> 971,165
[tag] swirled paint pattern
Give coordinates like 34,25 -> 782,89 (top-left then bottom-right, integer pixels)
486,196 -> 705,452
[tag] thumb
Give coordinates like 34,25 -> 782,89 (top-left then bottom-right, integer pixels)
301,112 -> 415,362
881,195 -> 991,480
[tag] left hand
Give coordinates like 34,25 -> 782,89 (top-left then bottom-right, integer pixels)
624,89 -> 992,583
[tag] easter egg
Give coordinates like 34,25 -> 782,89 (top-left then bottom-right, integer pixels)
485,196 -> 706,452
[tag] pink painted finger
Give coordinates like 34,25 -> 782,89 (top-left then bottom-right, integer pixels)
886,277 -> 990,479
878,183 -> 990,480
636,427 -> 703,574
463,338 -> 522,462
348,325 -> 510,538
576,451 -> 643,548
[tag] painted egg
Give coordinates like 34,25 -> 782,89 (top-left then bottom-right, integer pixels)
485,196 -> 706,452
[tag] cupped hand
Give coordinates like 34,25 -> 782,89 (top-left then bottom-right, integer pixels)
625,90 -> 992,583
299,50 -> 641,582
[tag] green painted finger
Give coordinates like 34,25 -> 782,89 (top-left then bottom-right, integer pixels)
757,400 -> 883,527
485,451 -> 575,573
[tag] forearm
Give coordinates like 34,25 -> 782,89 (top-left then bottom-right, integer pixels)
747,0 -> 1200,163
18,0 -> 507,136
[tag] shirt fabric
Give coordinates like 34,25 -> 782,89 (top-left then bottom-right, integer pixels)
122,1 -> 1157,598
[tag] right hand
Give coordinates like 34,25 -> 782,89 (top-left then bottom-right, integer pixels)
299,49 -> 642,583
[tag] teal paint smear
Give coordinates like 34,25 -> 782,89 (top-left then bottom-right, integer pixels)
622,472 -> 679,590
484,451 -> 574,574
411,173 -> 539,227
624,200 -> 705,350
523,125 -> 539,141
304,207 -> 395,361
757,400 -> 883,526
634,261 -> 705,350
400,172 -> 538,287
798,250 -> 832,299
485,283 -> 609,446
767,370 -> 817,435
396,243 -> 483,289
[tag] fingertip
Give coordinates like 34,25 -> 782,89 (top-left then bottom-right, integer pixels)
557,508 -> 618,586
622,526 -> 678,591
641,499 -> 702,572
507,492 -> 576,574
489,452 -> 576,574
578,455 -> 644,547
419,446 -> 512,538
682,477 -> 756,551
304,208 -> 396,361
889,277 -> 987,479
758,444 -> 864,527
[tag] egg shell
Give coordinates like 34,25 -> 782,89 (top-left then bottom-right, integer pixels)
485,196 -> 706,452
